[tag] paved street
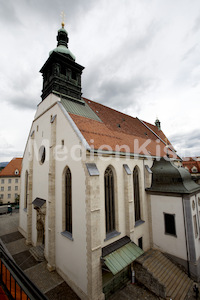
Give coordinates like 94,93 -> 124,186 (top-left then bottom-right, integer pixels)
0,210 -> 79,300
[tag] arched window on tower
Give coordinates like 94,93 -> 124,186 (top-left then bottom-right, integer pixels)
133,166 -> 141,222
104,166 -> 115,234
24,171 -> 28,209
65,167 -> 72,234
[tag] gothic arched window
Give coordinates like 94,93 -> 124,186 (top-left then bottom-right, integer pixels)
133,167 -> 141,222
24,171 -> 28,209
104,166 -> 115,234
65,168 -> 72,234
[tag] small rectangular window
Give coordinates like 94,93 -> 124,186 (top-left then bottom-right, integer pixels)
8,186 -> 11,191
8,194 -> 11,199
138,237 -> 143,250
164,213 -> 176,236
0,194 -> 3,199
15,179 -> 18,183
8,179 -> 11,184
1,179 -> 4,184
1,187 -> 4,191
193,215 -> 198,238
15,186 -> 18,191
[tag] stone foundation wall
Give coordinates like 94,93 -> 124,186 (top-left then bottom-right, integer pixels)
133,261 -> 166,299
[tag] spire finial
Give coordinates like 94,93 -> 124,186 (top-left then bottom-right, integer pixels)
60,11 -> 65,28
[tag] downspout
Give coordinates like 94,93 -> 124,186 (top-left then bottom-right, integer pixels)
182,196 -> 190,278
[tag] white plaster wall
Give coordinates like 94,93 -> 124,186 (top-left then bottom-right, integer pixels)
34,94 -> 60,119
19,134 -> 33,236
151,194 -> 187,260
54,105 -> 88,294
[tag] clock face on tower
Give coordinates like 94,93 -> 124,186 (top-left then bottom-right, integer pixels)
39,146 -> 46,165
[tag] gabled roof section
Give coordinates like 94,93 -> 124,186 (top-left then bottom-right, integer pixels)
64,97 -> 178,159
0,158 -> 22,177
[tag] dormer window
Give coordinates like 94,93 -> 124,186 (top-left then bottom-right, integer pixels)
15,169 -> 19,175
192,166 -> 198,173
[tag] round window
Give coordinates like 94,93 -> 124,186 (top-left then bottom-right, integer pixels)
39,146 -> 46,164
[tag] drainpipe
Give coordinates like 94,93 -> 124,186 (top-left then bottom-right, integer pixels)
182,196 -> 190,278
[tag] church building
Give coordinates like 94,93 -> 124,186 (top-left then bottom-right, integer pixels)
19,22 -> 200,300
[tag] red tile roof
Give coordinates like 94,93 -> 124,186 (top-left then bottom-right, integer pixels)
0,158 -> 22,177
69,97 -> 178,158
182,158 -> 200,174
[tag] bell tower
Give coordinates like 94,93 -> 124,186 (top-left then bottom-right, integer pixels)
40,21 -> 84,102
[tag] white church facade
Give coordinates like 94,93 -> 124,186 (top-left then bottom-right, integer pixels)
19,23 -> 200,300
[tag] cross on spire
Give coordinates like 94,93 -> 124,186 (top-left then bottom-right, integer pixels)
60,11 -> 66,27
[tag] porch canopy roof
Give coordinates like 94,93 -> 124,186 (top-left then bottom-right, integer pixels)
101,236 -> 144,275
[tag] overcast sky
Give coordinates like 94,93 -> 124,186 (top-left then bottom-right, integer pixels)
0,0 -> 200,162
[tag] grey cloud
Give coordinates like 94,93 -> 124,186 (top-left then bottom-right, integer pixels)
181,44 -> 198,61
192,15 -> 200,33
170,130 -> 200,157
0,1 -> 21,27
3,0 -> 95,26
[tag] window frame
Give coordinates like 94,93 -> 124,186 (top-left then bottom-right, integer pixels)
104,166 -> 116,236
133,166 -> 141,223
164,213 -> 177,237
24,171 -> 29,209
61,167 -> 73,240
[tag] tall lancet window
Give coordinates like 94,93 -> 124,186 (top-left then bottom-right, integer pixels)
24,171 -> 28,209
65,168 -> 72,234
133,166 -> 141,222
104,166 -> 115,234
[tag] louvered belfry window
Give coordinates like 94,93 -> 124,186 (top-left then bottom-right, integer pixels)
65,168 -> 72,233
104,167 -> 115,234
133,167 -> 141,222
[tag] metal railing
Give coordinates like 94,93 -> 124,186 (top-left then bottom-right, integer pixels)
0,243 -> 48,300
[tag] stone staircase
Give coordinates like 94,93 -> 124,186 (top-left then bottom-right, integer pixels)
134,249 -> 193,300
29,244 -> 45,262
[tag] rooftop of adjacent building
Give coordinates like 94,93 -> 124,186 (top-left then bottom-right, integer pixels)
182,158 -> 200,174
0,158 -> 22,177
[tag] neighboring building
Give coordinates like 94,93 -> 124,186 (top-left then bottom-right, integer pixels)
182,157 -> 200,184
0,158 -> 22,204
147,158 -> 200,281
19,22 -> 198,300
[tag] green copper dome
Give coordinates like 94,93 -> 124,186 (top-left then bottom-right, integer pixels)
49,25 -> 76,61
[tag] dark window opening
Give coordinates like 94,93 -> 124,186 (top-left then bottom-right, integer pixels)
138,237 -> 143,250
60,65 -> 66,76
133,167 -> 141,222
105,167 -> 115,234
71,71 -> 77,80
164,213 -> 176,236
25,171 -> 28,209
65,168 -> 72,234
